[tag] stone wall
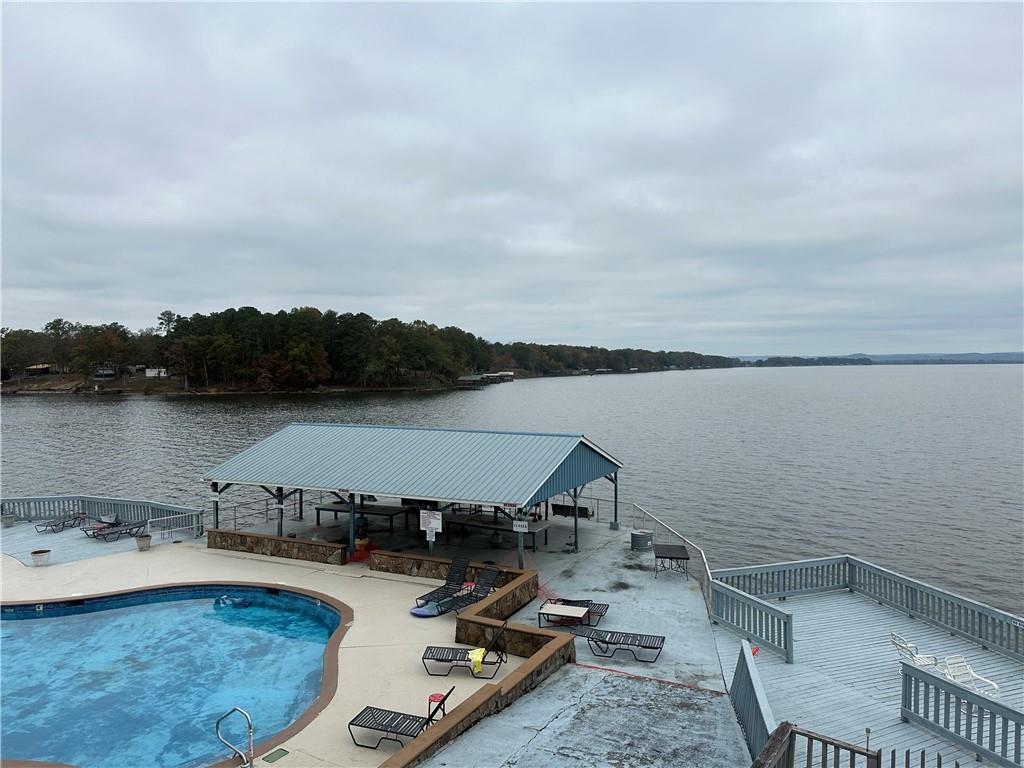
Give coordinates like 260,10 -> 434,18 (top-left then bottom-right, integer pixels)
207,529 -> 346,565
368,550 -> 575,768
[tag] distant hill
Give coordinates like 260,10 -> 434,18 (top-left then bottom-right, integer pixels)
847,352 -> 1023,364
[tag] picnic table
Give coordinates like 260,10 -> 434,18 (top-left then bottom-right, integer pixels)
313,502 -> 417,533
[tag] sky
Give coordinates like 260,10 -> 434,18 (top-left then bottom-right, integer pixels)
2,3 -> 1022,356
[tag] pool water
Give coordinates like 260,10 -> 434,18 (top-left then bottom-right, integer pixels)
0,586 -> 339,767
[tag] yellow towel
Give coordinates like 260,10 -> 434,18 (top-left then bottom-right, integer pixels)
467,647 -> 486,674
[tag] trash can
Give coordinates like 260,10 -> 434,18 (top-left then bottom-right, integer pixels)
631,529 -> 654,551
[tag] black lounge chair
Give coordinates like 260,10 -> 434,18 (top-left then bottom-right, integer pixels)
348,686 -> 454,749
95,522 -> 146,542
570,626 -> 665,663
422,621 -> 509,679
34,515 -> 81,534
441,566 -> 502,614
415,556 -> 471,607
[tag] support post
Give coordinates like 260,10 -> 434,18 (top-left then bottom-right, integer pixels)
348,493 -> 356,554
611,471 -> 619,531
516,508 -> 525,569
572,487 -> 580,553
275,486 -> 284,537
298,488 -> 303,521
211,482 -> 219,530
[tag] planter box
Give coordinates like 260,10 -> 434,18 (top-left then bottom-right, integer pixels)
30,549 -> 51,566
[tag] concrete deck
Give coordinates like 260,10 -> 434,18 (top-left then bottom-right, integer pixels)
712,590 -> 1024,764
1,518 -> 170,564
0,542 -> 523,768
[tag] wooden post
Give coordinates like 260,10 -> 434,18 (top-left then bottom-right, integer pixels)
348,493 -> 356,554
211,481 -> 219,530
275,486 -> 284,537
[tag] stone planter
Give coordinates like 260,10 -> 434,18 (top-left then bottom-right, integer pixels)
1,514 -> 15,529
30,549 -> 51,566
136,534 -> 152,552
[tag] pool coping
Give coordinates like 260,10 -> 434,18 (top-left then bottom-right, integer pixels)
0,580 -> 354,768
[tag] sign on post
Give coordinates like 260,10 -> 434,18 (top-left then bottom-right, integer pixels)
512,519 -> 529,533
419,509 -> 442,533
426,529 -> 436,542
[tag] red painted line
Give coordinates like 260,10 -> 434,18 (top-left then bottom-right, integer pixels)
571,661 -> 727,696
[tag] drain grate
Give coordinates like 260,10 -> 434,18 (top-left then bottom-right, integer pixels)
262,748 -> 289,763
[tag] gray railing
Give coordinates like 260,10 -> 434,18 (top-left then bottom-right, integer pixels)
711,556 -> 1024,663
712,580 -> 795,663
714,556 -> 850,599
632,503 -> 715,613
1,495 -> 203,538
899,662 -> 1023,767
753,721 -> 882,768
731,640 -> 778,758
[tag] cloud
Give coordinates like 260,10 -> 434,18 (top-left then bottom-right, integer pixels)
2,2 -> 1021,355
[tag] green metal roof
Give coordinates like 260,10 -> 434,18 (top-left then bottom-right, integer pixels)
204,423 -> 622,508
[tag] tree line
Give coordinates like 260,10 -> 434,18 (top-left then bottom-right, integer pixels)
1,306 -> 741,390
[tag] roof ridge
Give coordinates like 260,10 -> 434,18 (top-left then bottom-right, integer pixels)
287,422 -> 583,438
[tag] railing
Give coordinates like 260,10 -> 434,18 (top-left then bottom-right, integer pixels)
712,580 -> 794,663
714,556 -> 850,599
899,662 -> 1023,767
753,721 -> 882,768
632,503 -> 715,613
710,556 -> 1024,663
731,640 -> 778,758
1,495 -> 204,538
849,559 -> 1024,663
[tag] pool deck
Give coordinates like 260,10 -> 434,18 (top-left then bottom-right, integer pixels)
712,590 -> 1024,764
2,510 -> 749,768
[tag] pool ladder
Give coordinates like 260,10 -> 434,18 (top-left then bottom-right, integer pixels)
215,706 -> 254,768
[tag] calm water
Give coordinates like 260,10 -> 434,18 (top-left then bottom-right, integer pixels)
1,365 -> 1021,612
1,588 -> 336,767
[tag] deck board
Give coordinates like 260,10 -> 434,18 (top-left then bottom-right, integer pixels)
713,589 -> 1023,764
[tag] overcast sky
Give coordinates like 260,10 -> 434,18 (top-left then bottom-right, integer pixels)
3,3 -> 1021,356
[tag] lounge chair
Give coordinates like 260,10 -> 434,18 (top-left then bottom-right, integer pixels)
942,655 -> 999,698
348,686 -> 454,749
422,621 -> 509,679
416,556 -> 471,607
440,566 -> 502,614
539,598 -> 609,627
570,626 -> 665,663
95,522 -> 146,542
890,633 -> 938,672
34,515 -> 81,534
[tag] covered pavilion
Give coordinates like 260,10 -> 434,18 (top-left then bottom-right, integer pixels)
203,423 -> 623,567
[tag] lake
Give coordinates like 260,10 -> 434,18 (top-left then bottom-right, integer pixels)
2,365 -> 1021,612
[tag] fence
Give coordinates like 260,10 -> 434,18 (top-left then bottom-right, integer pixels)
731,640 -> 778,758
753,722 -> 882,768
1,495 -> 203,538
711,556 -> 1024,663
712,581 -> 795,663
899,662 -> 1022,767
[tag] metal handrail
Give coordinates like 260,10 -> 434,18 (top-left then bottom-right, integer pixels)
215,706 -> 254,768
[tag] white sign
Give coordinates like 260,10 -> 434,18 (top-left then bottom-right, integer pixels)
426,529 -> 436,542
512,520 -> 529,533
419,509 -> 443,532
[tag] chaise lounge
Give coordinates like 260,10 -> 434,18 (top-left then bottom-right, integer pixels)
440,566 -> 502,614
570,626 -> 665,663
416,556 -> 471,607
422,621 -> 509,679
348,686 -> 454,749
34,515 -> 82,534
94,522 -> 146,542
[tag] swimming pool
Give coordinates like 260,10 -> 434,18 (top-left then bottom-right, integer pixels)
0,583 -> 345,767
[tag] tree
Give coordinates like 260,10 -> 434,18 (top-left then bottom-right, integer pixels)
157,310 -> 178,336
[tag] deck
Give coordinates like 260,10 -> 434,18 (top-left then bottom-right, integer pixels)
713,589 -> 1024,763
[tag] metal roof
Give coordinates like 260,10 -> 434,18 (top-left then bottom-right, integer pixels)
204,423 -> 622,508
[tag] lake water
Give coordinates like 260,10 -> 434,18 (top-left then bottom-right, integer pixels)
1,365 -> 1021,612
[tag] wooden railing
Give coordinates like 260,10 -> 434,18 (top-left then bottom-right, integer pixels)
714,556 -> 849,599
731,640 -> 778,758
1,495 -> 203,538
899,662 -> 1023,767
753,721 -> 882,768
711,556 -> 1024,663
712,580 -> 794,663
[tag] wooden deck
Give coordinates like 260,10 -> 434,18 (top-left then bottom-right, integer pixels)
713,589 -> 1024,763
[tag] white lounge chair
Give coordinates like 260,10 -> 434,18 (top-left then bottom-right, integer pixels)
942,655 -> 999,698
890,633 -> 938,672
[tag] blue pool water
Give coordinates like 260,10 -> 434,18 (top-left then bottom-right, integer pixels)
0,585 -> 340,767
